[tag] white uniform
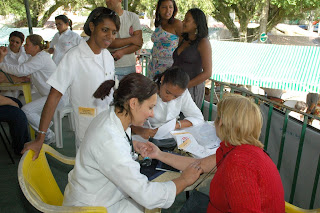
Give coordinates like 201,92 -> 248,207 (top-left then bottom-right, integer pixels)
2,46 -> 30,97
0,51 -> 65,140
49,29 -> 82,65
63,106 -> 176,213
149,90 -> 204,128
3,46 -> 30,65
47,39 -> 115,148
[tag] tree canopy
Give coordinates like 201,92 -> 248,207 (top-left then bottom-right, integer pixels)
0,0 -> 319,41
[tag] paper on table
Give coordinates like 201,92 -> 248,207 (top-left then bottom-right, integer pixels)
153,119 -> 176,139
171,131 -> 218,158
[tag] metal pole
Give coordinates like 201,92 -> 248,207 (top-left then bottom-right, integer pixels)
123,0 -> 128,10
23,0 -> 33,35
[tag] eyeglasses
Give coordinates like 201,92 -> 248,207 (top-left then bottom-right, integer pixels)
92,8 -> 116,22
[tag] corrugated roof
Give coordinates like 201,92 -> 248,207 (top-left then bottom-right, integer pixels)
211,40 -> 320,93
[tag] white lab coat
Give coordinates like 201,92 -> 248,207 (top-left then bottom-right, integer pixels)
0,50 -> 55,96
50,29 -> 82,65
47,39 -> 115,148
149,90 -> 204,128
3,46 -> 30,65
0,50 -> 61,139
63,106 -> 176,213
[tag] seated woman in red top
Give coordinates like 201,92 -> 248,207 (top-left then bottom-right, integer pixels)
142,94 -> 285,212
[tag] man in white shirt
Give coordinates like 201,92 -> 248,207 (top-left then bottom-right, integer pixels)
106,0 -> 143,80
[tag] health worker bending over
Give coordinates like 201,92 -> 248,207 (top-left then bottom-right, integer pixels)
0,34 -> 64,143
132,66 -> 204,139
22,7 -> 120,159
63,73 -> 202,213
143,94 -> 285,212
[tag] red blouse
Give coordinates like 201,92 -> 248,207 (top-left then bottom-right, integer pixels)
207,141 -> 285,213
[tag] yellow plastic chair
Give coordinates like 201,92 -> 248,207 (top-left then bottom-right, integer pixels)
18,144 -> 107,213
285,202 -> 320,213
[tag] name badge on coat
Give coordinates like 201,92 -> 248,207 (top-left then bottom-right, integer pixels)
78,107 -> 96,117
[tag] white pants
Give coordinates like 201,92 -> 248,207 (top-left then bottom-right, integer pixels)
22,95 -> 68,140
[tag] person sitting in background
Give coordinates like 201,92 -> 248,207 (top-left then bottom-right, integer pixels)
142,94 -> 285,212
0,34 -> 67,144
172,8 -> 212,108
0,31 -> 30,96
106,0 -> 143,80
148,0 -> 182,79
21,7 -> 119,160
63,73 -> 202,212
131,66 -> 203,139
0,95 -> 29,155
48,15 -> 82,65
289,101 -> 307,121
306,93 -> 320,124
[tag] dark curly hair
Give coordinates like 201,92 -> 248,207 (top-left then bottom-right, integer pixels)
83,7 -> 120,36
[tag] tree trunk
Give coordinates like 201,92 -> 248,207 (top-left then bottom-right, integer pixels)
258,0 -> 270,43
38,2 -> 65,27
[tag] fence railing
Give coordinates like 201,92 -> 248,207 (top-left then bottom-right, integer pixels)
137,53 -> 320,209
205,79 -> 320,209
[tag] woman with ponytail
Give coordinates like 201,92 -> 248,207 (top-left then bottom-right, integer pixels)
63,73 -> 203,212
132,66 -> 203,139
0,34 -> 65,144
48,15 -> 82,65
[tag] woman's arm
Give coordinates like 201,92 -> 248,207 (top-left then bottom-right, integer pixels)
131,125 -> 158,139
188,38 -> 212,88
21,88 -> 62,160
143,142 -> 216,172
0,95 -> 19,107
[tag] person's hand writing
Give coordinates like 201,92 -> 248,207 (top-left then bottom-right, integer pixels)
141,128 -> 158,139
179,161 -> 203,186
21,138 -> 44,161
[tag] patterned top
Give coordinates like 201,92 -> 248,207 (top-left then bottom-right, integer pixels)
148,26 -> 179,79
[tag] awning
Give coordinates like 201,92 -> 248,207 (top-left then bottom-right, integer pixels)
211,40 -> 320,93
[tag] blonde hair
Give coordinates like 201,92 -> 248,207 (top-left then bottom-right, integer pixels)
27,34 -> 45,50
216,94 -> 264,148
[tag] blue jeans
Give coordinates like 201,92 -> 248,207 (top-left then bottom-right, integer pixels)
0,97 -> 30,154
115,65 -> 136,81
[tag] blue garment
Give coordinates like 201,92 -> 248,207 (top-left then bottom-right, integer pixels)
0,97 -> 30,155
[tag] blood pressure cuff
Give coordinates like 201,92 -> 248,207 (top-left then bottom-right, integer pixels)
149,137 -> 177,151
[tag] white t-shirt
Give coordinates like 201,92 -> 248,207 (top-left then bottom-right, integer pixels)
0,51 -> 56,96
149,90 -> 204,128
108,10 -> 142,68
63,106 -> 176,213
50,29 -> 82,65
47,39 -> 115,146
3,47 -> 30,65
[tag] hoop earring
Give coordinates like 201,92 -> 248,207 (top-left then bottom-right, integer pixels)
195,29 -> 198,35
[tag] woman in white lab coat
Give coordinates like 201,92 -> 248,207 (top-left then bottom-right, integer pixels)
0,34 -> 66,143
132,66 -> 204,139
48,15 -> 82,65
21,7 -> 120,159
63,73 -> 203,213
